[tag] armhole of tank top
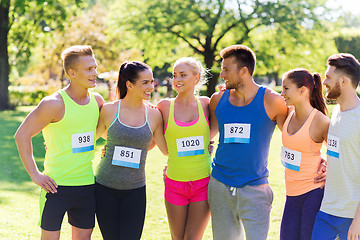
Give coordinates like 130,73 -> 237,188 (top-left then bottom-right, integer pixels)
260,86 -> 276,122
215,90 -> 229,113
197,98 -> 210,128
47,90 -> 67,126
144,103 -> 152,134
108,100 -> 121,129
164,100 -> 175,134
283,110 -> 294,136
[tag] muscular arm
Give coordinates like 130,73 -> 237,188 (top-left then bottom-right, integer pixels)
94,92 -> 106,139
264,89 -> 288,131
14,96 -> 63,193
348,202 -> 360,240
309,112 -> 330,184
149,107 -> 168,156
209,92 -> 222,139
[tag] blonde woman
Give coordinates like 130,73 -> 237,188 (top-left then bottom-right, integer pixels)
157,57 -> 213,240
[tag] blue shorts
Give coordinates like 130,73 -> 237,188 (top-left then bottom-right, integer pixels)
39,184 -> 96,231
311,210 -> 353,240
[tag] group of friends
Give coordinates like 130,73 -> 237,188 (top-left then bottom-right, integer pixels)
14,44 -> 360,240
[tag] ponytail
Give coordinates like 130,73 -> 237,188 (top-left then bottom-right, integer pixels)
310,72 -> 327,115
117,61 -> 151,99
283,68 -> 327,115
117,62 -> 128,99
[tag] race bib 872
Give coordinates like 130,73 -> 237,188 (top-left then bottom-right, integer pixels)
224,123 -> 251,143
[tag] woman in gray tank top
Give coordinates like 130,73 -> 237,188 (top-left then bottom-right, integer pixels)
95,61 -> 168,240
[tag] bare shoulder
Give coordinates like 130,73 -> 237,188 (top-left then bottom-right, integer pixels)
264,87 -> 282,102
310,110 -> 330,142
147,104 -> 163,123
101,100 -> 118,113
156,98 -> 172,112
38,92 -> 64,111
209,91 -> 225,107
264,88 -> 286,110
28,92 -> 65,123
198,96 -> 210,104
91,91 -> 105,109
313,110 -> 330,128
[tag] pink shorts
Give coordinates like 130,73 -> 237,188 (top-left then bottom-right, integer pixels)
164,176 -> 210,206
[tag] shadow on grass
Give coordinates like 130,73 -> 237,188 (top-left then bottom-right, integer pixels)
0,107 -> 106,187
0,108 -> 43,186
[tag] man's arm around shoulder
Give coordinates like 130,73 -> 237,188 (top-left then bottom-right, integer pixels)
264,88 -> 288,131
209,91 -> 224,139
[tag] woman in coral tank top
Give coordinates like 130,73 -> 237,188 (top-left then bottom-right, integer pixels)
280,68 -> 330,240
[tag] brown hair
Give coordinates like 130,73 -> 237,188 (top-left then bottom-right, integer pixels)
327,53 -> 360,88
61,45 -> 94,75
220,45 -> 256,75
283,68 -> 327,115
117,61 -> 151,99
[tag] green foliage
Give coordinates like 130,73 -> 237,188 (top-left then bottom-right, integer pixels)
9,88 -> 48,106
334,29 -> 360,61
252,24 -> 338,85
108,0 -> 332,95
7,0 -> 84,76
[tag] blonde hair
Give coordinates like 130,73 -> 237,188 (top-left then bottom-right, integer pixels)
173,57 -> 209,94
61,45 -> 94,75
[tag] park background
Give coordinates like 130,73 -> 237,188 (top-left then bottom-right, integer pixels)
0,0 -> 359,239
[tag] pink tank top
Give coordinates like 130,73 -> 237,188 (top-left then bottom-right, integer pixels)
282,109 -> 323,196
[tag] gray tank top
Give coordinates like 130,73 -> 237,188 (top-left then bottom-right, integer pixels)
95,100 -> 153,190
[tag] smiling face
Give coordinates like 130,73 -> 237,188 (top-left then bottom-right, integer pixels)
70,56 -> 98,89
281,78 -> 304,106
323,65 -> 342,100
172,63 -> 199,94
220,56 -> 244,90
130,69 -> 154,100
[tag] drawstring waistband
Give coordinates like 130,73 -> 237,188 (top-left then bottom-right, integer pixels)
230,187 -> 236,196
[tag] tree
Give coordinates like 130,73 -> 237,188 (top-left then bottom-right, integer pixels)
334,30 -> 360,61
253,24 -> 337,85
0,0 -> 82,110
110,0 -> 329,96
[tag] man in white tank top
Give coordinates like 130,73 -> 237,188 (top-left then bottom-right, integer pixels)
312,53 -> 360,240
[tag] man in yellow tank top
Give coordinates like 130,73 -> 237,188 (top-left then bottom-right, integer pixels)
15,45 -> 104,240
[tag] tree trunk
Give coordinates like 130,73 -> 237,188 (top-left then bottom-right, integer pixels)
203,50 -> 217,97
0,1 -> 10,110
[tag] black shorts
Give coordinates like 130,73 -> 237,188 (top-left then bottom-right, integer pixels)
39,184 -> 95,231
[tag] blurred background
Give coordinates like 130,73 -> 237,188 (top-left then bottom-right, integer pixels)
1,0 -> 360,109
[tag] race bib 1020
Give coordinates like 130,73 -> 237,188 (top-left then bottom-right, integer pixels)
176,136 -> 205,157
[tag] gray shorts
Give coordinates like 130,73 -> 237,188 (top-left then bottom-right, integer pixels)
208,176 -> 273,240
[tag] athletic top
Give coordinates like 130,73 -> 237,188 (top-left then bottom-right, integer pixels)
42,89 -> 99,186
320,104 -> 360,218
212,87 -> 276,188
164,98 -> 211,181
281,109 -> 323,196
95,100 -> 153,190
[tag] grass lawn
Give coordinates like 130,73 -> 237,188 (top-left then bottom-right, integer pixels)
0,104 -> 335,239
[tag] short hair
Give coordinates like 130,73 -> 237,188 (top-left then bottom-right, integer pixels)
327,53 -> 360,88
220,45 -> 256,75
61,45 -> 94,75
173,57 -> 208,94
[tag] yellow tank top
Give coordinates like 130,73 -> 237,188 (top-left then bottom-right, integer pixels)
164,98 -> 211,181
42,90 -> 99,186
